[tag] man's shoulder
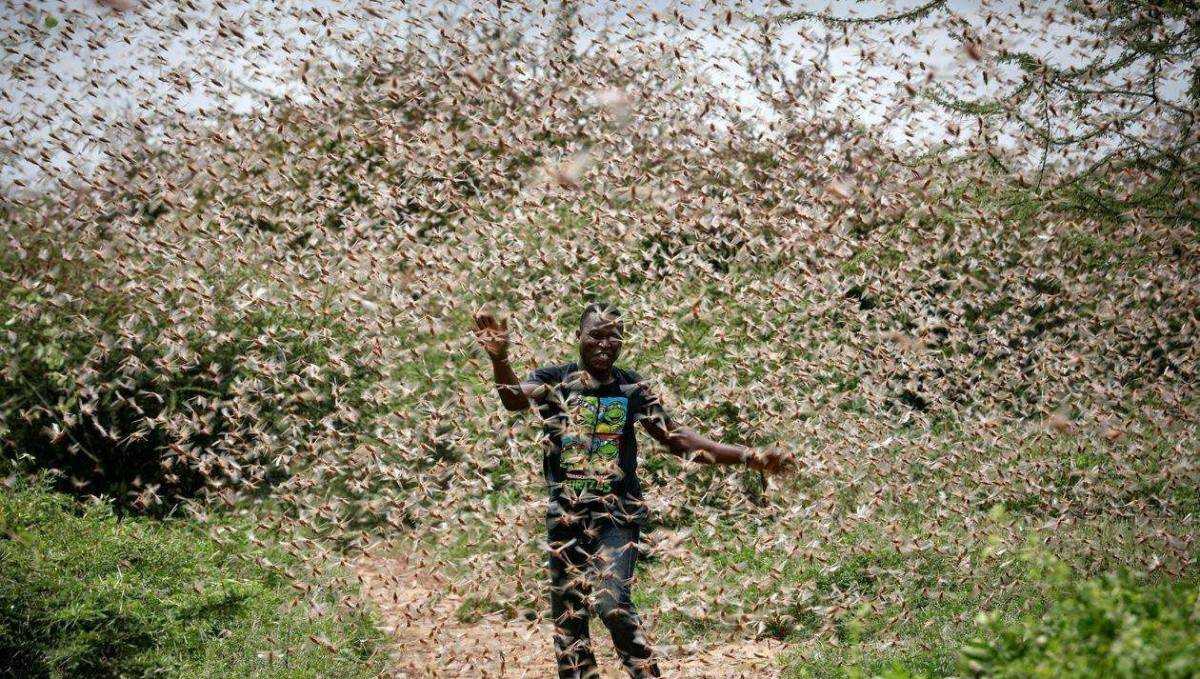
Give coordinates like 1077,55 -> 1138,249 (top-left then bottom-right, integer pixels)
527,361 -> 577,383
614,366 -> 650,395
551,361 -> 579,375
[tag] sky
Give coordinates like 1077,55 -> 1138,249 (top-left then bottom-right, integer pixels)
0,0 -> 1183,195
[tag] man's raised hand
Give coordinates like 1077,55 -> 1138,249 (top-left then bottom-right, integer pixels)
748,448 -> 799,477
472,307 -> 510,360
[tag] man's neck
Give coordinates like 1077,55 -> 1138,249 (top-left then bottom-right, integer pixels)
583,365 -> 615,385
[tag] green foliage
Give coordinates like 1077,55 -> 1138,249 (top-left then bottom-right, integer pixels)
2,10 -> 1196,677
923,0 -> 1200,225
0,477 -> 385,677
782,548 -> 1200,679
959,554 -> 1200,678
0,222 -> 390,515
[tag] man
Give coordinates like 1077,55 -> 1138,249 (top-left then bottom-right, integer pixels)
473,301 -> 794,678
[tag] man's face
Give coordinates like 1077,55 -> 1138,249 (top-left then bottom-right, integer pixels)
578,312 -> 623,374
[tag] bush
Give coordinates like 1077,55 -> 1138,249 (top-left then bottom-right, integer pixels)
959,555 -> 1200,679
0,219 -> 389,515
785,547 -> 1200,679
0,477 -> 386,677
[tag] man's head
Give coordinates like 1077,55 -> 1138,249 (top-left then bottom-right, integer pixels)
577,301 -> 623,374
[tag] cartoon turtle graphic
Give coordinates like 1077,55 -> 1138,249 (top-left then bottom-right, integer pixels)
560,434 -> 588,467
571,437 -> 615,477
594,399 -> 627,434
588,437 -> 620,464
576,398 -> 599,429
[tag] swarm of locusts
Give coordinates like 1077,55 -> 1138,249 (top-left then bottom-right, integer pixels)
2,0 -> 1197,675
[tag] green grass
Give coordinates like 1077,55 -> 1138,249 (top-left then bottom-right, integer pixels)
957,559 -> 1200,678
0,477 -> 386,678
776,545 -> 1200,678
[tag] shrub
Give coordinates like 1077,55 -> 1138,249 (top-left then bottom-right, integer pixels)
0,476 -> 386,677
0,218 -> 389,515
959,555 -> 1200,679
781,546 -> 1199,679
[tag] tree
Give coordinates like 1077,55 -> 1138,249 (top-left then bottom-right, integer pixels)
767,0 -> 1200,225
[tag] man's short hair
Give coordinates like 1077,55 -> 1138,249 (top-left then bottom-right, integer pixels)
579,301 -> 621,330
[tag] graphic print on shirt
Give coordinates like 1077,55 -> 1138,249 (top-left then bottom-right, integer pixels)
560,395 -> 628,492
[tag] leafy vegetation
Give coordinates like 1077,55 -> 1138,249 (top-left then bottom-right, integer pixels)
0,476 -> 385,678
1,1 -> 1197,676
960,560 -> 1200,678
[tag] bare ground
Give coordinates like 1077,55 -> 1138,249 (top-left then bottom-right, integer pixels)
355,547 -> 790,678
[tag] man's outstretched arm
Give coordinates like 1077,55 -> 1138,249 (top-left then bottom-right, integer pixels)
473,309 -> 545,411
487,353 -> 536,412
641,414 -> 793,474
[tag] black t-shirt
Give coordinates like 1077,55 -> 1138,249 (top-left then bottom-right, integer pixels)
524,362 -> 673,528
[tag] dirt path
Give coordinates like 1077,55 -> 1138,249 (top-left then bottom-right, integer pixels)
355,547 -> 789,678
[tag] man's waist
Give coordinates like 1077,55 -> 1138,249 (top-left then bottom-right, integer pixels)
549,482 -> 644,509
546,492 -> 647,528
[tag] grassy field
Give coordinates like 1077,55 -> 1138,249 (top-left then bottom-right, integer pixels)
0,476 -> 388,677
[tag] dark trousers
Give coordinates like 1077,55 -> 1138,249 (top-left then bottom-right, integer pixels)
546,510 -> 662,678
